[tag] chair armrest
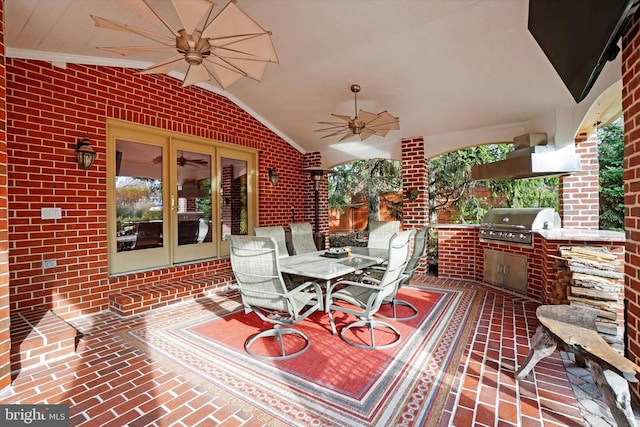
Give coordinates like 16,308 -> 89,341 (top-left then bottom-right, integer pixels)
285,280 -> 323,298
327,279 -> 382,295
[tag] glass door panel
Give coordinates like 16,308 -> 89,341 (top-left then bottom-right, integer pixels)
219,148 -> 257,256
111,138 -> 170,274
173,142 -> 216,263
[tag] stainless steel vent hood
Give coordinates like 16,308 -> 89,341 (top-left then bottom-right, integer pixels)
471,133 -> 581,180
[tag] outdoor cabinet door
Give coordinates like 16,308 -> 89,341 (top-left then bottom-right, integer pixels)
483,249 -> 528,293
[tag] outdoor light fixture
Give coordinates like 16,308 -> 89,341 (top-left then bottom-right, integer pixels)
268,167 -> 279,186
76,135 -> 96,169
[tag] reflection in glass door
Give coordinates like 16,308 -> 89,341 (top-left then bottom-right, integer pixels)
173,145 -> 214,263
115,140 -> 164,253
220,156 -> 248,241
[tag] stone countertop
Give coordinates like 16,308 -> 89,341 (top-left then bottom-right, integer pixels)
430,223 -> 624,242
536,228 -> 625,242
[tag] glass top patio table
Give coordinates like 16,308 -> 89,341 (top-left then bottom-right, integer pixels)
278,248 -> 386,282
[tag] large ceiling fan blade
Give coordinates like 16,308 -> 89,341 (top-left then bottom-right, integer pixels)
202,1 -> 266,39
211,33 -> 279,63
171,0 -> 215,34
182,64 -> 211,87
359,129 -> 377,140
97,45 -> 175,56
117,0 -> 178,35
330,114 -> 353,122
216,56 -> 269,81
91,15 -> 174,45
202,57 -> 246,89
356,110 -> 381,124
139,54 -> 184,74
338,131 -> 357,142
367,111 -> 400,132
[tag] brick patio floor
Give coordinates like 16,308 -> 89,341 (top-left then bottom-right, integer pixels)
0,275 -> 634,426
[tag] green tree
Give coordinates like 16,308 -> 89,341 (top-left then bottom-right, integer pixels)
328,159 -> 402,227
597,121 -> 624,231
428,145 -> 559,224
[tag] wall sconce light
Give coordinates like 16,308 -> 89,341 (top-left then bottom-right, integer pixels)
268,166 -> 279,186
405,188 -> 419,202
76,135 -> 96,169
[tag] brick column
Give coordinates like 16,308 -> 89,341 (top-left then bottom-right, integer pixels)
303,152 -> 328,249
401,137 -> 428,228
622,10 -> 640,401
401,137 -> 429,274
0,1 -> 10,392
559,136 -> 599,228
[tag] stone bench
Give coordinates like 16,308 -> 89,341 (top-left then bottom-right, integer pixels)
516,305 -> 640,427
109,273 -> 236,317
10,309 -> 77,374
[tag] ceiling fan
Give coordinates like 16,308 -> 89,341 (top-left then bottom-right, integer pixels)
152,154 -> 208,167
91,0 -> 278,89
316,84 -> 400,142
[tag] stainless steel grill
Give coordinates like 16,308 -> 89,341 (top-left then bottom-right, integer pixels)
479,208 -> 561,245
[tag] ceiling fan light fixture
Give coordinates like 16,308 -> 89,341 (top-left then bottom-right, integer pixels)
316,83 -> 400,142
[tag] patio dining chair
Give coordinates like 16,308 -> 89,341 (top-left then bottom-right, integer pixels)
289,222 -> 318,255
228,235 -> 323,360
361,226 -> 429,320
367,220 -> 400,250
326,229 -> 414,349
254,226 -> 290,257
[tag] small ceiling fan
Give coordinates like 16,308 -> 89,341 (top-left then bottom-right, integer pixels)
316,84 -> 400,142
152,154 -> 208,167
91,0 -> 278,89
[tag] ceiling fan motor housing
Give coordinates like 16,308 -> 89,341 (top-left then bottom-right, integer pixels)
176,30 -> 211,66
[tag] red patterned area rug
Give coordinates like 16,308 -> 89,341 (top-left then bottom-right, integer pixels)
123,284 -> 482,426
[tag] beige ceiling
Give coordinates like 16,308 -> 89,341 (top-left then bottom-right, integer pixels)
5,0 -> 623,167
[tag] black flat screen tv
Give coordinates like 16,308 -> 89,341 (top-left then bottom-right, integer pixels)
528,0 -> 639,103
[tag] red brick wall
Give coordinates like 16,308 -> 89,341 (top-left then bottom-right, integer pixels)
6,60 -> 304,320
559,137 -> 599,229
0,2 -> 11,391
622,10 -> 640,400
437,226 -> 477,280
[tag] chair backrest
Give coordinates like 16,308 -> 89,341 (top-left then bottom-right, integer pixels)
253,226 -> 289,257
289,222 -> 317,255
134,221 -> 163,249
377,229 -> 415,301
368,220 -> 400,249
403,226 -> 429,281
227,235 -> 290,313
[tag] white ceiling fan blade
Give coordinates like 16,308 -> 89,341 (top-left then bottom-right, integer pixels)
316,123 -> 350,130
330,114 -> 353,122
182,64 -> 211,87
202,1 -> 278,62
118,0 -> 177,35
338,131 -> 357,142
139,54 -> 184,74
91,15 -> 174,44
318,128 -> 350,138
356,110 -> 381,125
171,0 -> 215,34
359,129 -> 377,140
367,111 -> 400,132
211,33 -> 279,63
215,56 -> 268,81
97,45 -> 175,56
202,57 -> 246,89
